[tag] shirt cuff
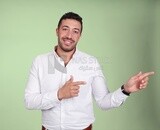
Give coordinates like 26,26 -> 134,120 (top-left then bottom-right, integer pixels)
113,88 -> 129,103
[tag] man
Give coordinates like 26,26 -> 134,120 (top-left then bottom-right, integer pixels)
25,12 -> 154,130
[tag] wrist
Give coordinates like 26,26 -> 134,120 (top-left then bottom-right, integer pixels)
121,85 -> 131,96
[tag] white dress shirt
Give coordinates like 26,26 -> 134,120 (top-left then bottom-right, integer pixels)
25,48 -> 128,130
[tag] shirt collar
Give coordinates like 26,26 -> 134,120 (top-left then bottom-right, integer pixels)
52,46 -> 79,60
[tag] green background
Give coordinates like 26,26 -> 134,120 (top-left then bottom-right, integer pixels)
1,0 -> 160,130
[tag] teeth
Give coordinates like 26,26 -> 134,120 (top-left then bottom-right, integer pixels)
66,41 -> 71,43
64,40 -> 72,45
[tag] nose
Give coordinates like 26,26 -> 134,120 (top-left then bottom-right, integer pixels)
66,30 -> 72,39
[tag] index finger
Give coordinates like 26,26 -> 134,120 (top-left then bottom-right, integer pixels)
72,81 -> 86,86
139,71 -> 154,80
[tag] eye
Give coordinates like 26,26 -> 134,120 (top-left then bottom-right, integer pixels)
62,28 -> 68,31
73,30 -> 80,34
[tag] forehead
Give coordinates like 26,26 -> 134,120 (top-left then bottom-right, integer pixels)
60,19 -> 81,29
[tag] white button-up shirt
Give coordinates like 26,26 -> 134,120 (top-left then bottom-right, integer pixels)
25,49 -> 128,130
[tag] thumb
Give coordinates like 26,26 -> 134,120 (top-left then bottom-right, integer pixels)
132,71 -> 142,79
68,75 -> 74,82
135,71 -> 142,80
137,71 -> 142,77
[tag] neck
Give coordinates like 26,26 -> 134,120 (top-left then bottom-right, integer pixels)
55,46 -> 76,65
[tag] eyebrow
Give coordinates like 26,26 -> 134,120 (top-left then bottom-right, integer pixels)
62,25 -> 80,32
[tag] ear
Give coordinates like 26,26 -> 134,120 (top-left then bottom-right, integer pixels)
56,28 -> 58,36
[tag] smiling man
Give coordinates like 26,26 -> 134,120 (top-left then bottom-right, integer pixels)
25,12 -> 154,130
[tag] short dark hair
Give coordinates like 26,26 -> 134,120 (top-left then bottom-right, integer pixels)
57,12 -> 83,33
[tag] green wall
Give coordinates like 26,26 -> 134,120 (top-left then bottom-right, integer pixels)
1,0 -> 159,130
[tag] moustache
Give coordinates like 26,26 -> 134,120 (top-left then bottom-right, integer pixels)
63,37 -> 75,42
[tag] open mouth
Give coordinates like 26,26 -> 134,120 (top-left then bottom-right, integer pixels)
63,38 -> 74,46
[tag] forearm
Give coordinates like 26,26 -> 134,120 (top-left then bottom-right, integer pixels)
96,88 -> 128,110
25,90 -> 60,110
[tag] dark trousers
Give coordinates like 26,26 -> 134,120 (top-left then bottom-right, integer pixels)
42,124 -> 92,130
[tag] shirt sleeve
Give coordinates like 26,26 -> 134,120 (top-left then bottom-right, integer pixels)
91,60 -> 128,110
24,57 -> 60,110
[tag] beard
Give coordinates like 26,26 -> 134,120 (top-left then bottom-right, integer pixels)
58,37 -> 77,52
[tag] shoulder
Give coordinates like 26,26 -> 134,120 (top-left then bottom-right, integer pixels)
75,50 -> 99,65
32,51 -> 53,64
76,50 -> 96,59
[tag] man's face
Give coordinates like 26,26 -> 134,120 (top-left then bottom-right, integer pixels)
56,19 -> 82,52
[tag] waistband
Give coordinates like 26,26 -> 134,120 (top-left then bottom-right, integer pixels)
42,124 -> 92,130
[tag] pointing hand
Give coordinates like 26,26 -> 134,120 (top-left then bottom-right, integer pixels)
58,75 -> 86,100
123,71 -> 154,94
